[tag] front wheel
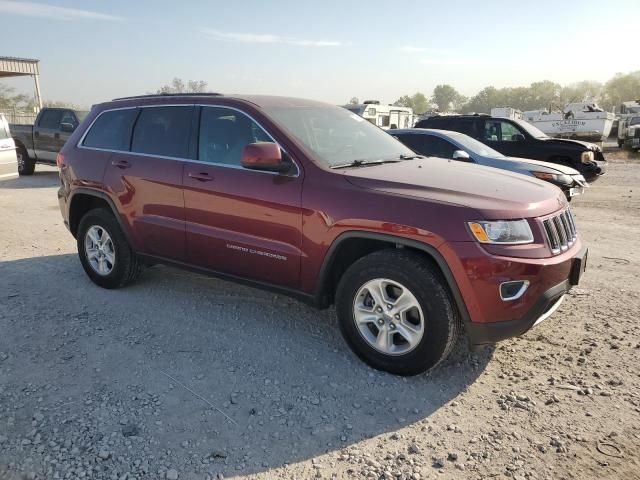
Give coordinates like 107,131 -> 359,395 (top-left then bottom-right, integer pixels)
335,250 -> 460,376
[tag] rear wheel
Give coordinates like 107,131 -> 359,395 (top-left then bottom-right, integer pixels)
16,146 -> 35,176
335,249 -> 460,376
77,208 -> 142,288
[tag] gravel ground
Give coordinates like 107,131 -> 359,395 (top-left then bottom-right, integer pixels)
1,150 -> 639,480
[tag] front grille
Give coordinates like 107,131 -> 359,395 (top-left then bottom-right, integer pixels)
543,208 -> 577,254
635,129 -> 640,138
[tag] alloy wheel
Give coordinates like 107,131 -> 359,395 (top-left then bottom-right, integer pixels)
84,225 -> 115,276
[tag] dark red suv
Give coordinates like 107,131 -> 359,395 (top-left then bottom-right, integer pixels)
57,93 -> 587,375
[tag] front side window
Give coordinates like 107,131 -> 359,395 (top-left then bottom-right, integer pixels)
38,110 -> 64,129
629,117 -> 640,126
264,104 -> 415,167
131,106 -> 192,158
484,120 -> 523,142
83,109 -> 138,151
198,107 -> 272,166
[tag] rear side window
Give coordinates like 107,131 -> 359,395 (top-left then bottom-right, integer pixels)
83,109 -> 138,151
38,110 -> 64,129
131,106 -> 192,158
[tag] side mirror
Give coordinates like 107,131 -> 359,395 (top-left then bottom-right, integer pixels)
60,122 -> 75,133
241,142 -> 289,172
452,150 -> 471,161
513,133 -> 525,142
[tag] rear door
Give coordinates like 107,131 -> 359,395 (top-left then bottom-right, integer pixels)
34,109 -> 64,162
100,105 -> 191,261
183,105 -> 303,288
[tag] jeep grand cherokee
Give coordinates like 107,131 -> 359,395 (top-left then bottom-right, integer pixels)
57,93 -> 588,375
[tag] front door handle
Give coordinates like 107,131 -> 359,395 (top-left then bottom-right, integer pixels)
188,172 -> 214,182
111,159 -> 131,169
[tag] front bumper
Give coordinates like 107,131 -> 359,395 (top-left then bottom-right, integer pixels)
580,160 -> 606,182
465,245 -> 588,344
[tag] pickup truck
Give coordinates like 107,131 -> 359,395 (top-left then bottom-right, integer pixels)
11,107 -> 88,175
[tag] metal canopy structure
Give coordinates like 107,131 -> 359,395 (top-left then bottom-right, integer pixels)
0,56 -> 42,110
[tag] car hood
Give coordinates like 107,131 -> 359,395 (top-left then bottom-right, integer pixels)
505,157 -> 581,175
540,137 -> 601,152
342,158 -> 567,219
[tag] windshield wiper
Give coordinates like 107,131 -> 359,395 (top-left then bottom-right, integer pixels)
399,154 -> 424,160
330,159 -> 401,169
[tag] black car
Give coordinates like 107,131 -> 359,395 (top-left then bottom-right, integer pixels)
414,114 -> 606,182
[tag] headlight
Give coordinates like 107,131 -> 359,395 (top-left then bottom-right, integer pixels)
467,220 -> 534,244
580,151 -> 594,163
531,171 -> 572,185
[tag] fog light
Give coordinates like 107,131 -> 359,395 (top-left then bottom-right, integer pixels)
500,280 -> 529,301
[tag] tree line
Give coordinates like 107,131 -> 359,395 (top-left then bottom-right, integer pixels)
351,70 -> 640,115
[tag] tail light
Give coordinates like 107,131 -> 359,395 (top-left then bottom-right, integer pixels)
56,153 -> 65,168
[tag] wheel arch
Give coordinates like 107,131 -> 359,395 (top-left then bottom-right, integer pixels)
314,231 -> 470,325
68,189 -> 136,248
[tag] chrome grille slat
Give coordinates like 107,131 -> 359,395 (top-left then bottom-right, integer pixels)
543,207 -> 578,255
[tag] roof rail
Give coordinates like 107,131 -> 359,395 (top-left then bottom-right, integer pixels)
111,92 -> 223,101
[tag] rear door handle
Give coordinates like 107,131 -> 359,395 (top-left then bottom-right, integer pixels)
111,159 -> 131,169
188,172 -> 214,182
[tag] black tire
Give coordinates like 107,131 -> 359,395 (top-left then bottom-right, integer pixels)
618,140 -> 623,148
335,249 -> 460,376
16,145 -> 35,176
77,208 -> 142,289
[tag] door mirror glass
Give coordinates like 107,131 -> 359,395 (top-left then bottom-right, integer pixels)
60,122 -> 75,133
241,142 -> 288,172
452,149 -> 471,161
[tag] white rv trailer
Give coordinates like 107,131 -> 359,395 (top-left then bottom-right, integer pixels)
521,101 -> 615,142
343,101 -> 415,130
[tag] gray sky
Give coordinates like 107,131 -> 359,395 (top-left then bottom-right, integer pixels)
2,0 -> 638,107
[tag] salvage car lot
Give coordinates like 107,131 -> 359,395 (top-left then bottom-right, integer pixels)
1,151 -> 639,480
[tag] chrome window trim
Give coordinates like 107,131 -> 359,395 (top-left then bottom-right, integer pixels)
77,104 -> 300,178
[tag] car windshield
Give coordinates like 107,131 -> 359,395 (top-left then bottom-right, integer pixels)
264,104 -> 415,167
448,132 -> 506,158
512,118 -> 549,139
629,117 -> 640,126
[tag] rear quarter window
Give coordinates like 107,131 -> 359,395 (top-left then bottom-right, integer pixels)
131,106 -> 192,158
83,109 -> 138,151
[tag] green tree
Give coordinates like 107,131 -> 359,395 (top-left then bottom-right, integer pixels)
348,97 -> 359,105
0,84 -> 33,111
559,80 -> 603,105
393,92 -> 429,114
601,71 -> 640,110
431,84 -> 464,112
157,78 -> 209,94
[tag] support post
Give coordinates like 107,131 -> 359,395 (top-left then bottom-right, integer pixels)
33,74 -> 43,111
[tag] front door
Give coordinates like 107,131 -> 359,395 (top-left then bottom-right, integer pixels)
481,119 -> 527,157
183,106 -> 303,289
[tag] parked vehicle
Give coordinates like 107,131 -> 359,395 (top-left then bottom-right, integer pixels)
520,102 -> 615,142
0,114 -> 18,176
392,128 -> 587,200
617,116 -> 640,150
58,93 -> 587,376
11,107 -> 88,175
415,114 -> 606,182
343,101 -> 414,129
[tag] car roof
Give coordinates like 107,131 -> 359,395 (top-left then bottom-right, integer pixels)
392,128 -> 466,139
104,93 -> 329,109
